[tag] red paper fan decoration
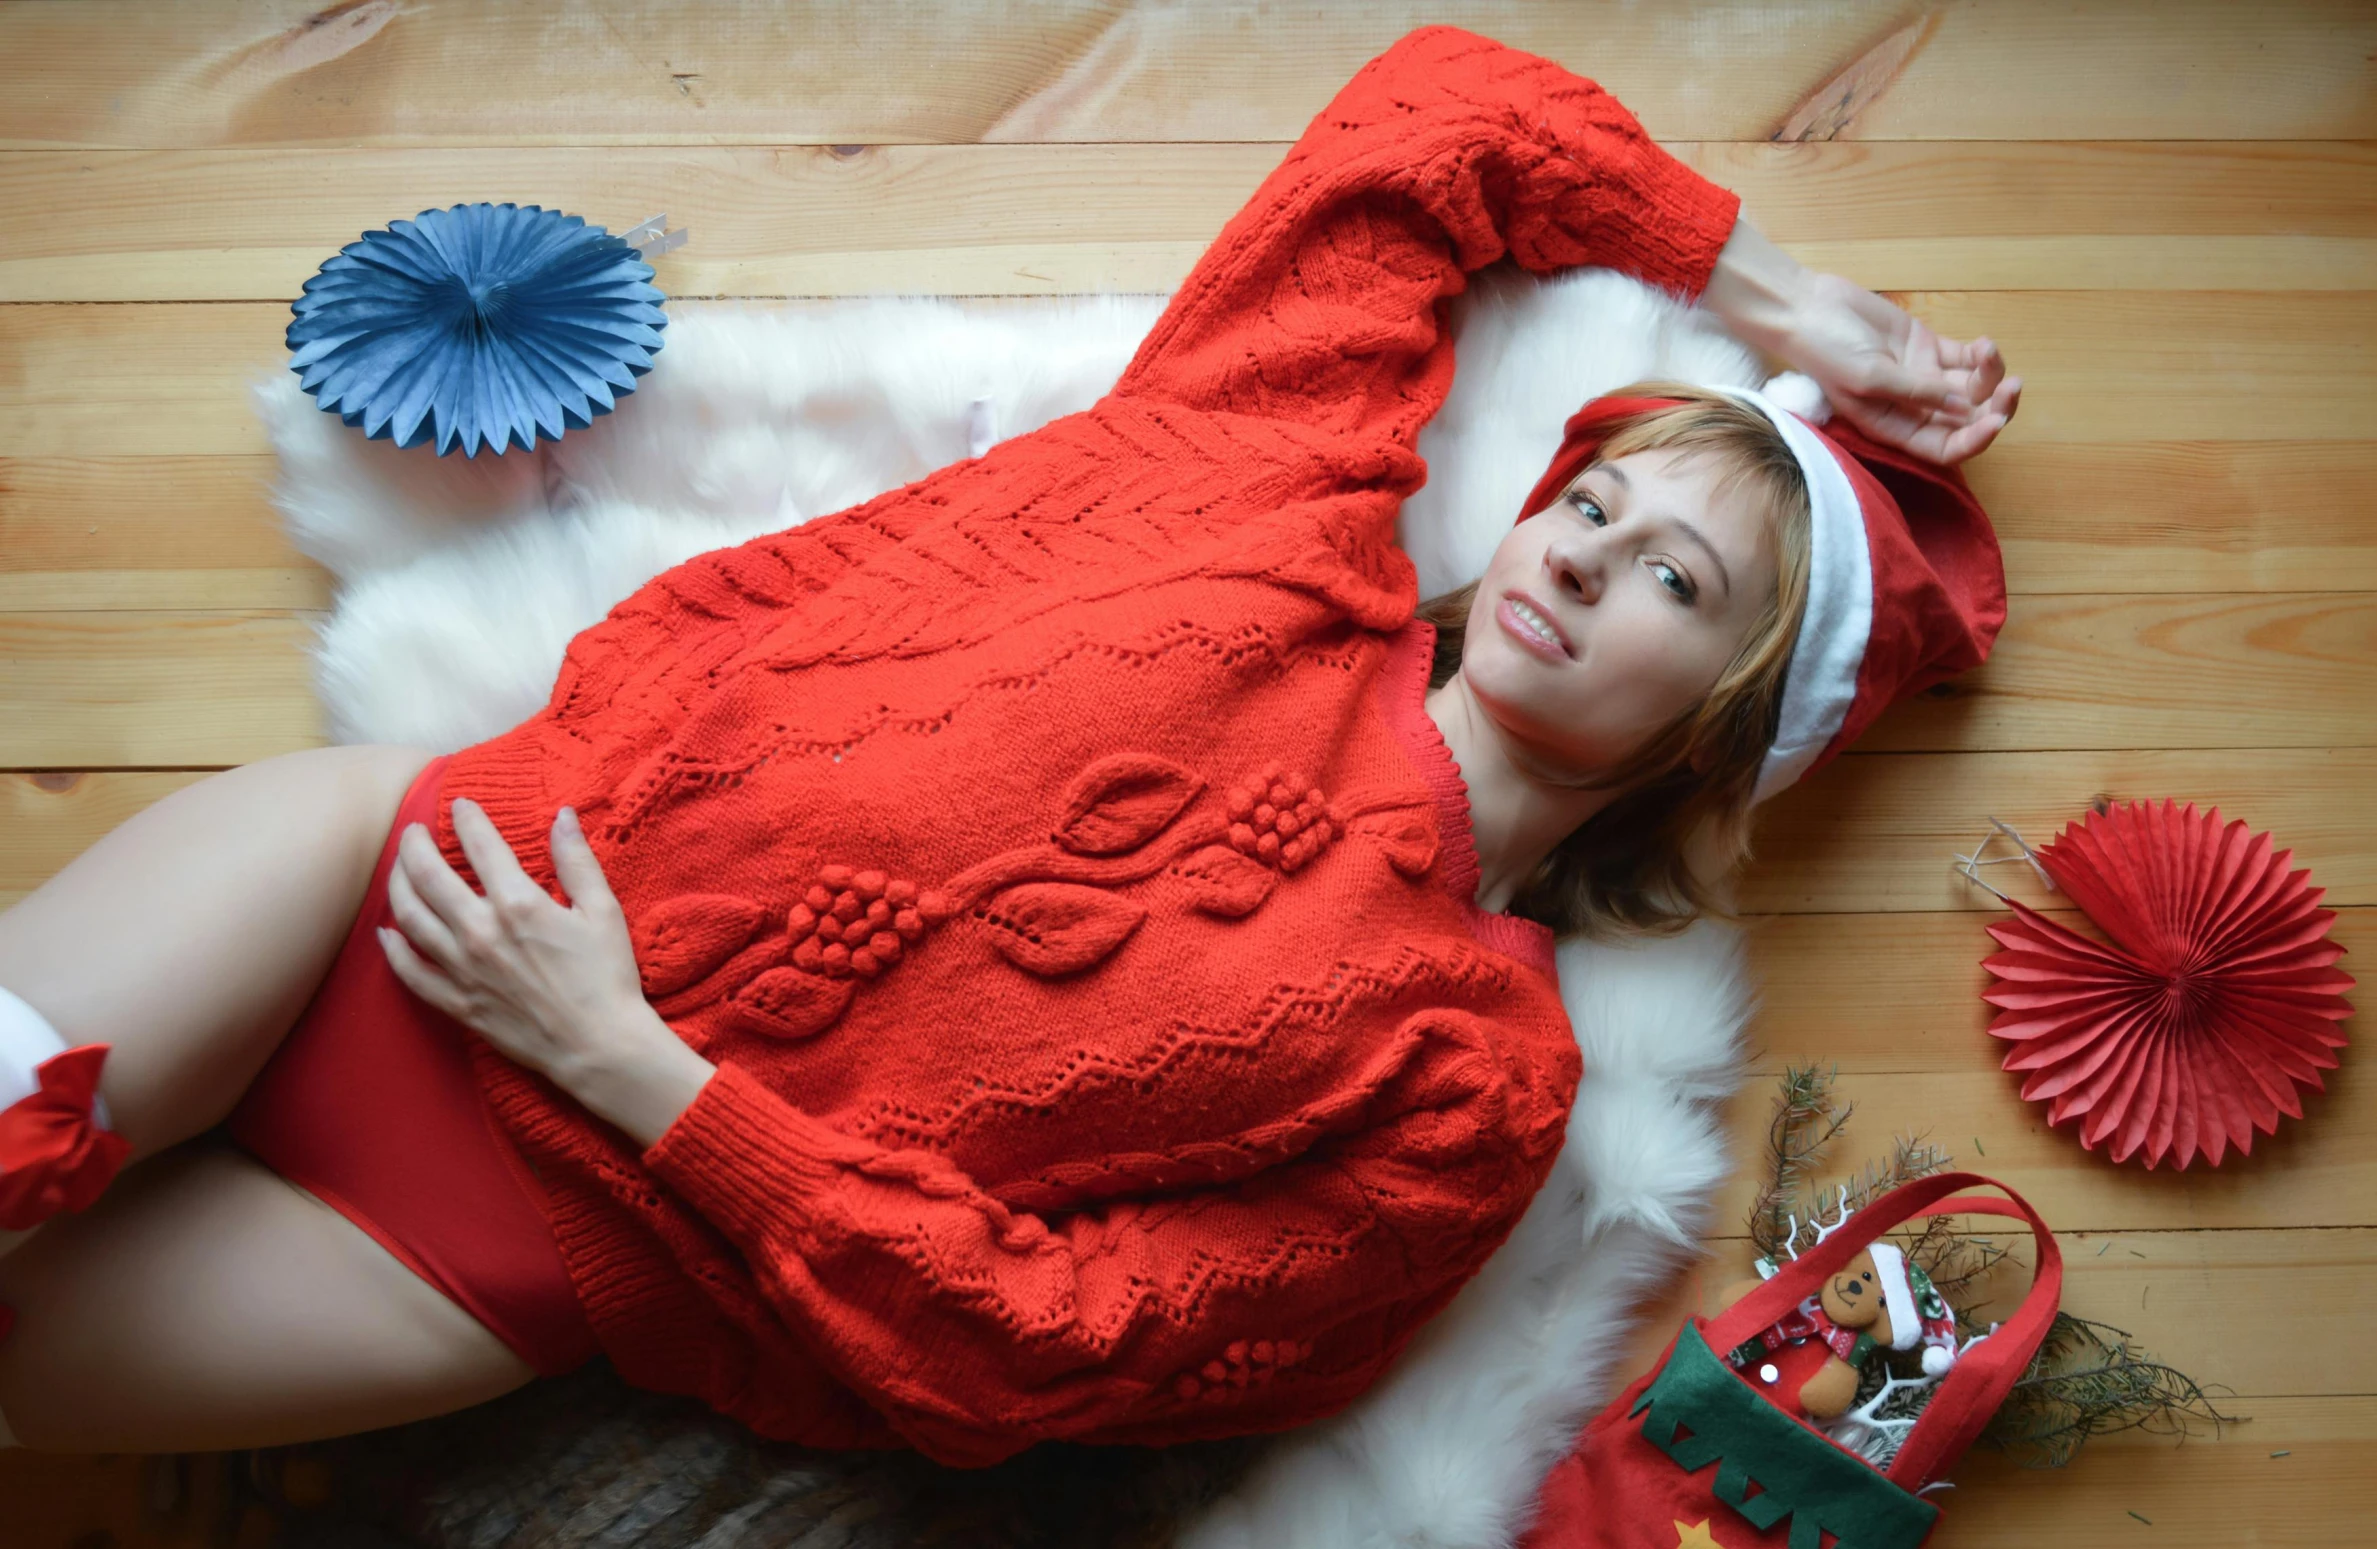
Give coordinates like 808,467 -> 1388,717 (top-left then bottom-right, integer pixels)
1979,800 -> 2355,1170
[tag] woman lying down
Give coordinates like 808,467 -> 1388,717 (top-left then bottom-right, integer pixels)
0,26 -> 2019,1459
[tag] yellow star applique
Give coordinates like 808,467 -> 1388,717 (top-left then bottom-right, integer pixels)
1673,1520 -> 1724,1549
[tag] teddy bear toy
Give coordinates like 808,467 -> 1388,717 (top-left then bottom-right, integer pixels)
1712,1243 -> 1960,1419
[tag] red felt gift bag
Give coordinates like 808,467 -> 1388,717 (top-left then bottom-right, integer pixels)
1520,1172 -> 2062,1549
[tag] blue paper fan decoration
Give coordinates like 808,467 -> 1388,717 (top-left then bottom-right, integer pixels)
288,202 -> 668,457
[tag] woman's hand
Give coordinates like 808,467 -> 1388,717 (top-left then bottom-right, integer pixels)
1781,271 -> 2022,466
377,797 -> 714,1148
1702,217 -> 2021,466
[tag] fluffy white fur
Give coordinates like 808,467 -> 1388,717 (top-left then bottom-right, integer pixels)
252,269 -> 1785,1548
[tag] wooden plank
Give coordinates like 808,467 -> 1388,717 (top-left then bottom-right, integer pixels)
1899,292 -> 2377,444
0,612 -> 323,768
6,590 -> 2373,771
9,294 -> 2375,458
1743,909 -> 2369,1073
0,770 -> 210,909
1710,1064 -> 2373,1232
6,141 -> 2373,302
1931,1399 -> 2371,1549
1866,592 -> 2377,755
1,1 -> 2370,148
1969,442 -> 2377,596
1746,748 -> 2376,914
3,438 -> 2370,618
0,454 -> 324,611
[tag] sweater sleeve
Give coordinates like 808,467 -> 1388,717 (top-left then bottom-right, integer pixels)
639,1003 -> 1572,1465
1110,25 -> 1741,441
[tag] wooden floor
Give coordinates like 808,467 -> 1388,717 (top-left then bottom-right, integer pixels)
2,2 -> 2370,1544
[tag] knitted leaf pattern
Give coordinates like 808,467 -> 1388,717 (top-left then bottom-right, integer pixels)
978,883 -> 1150,976
1053,754 -> 1203,856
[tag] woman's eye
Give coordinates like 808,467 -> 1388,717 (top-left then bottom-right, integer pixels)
1650,561 -> 1696,603
1567,492 -> 1607,527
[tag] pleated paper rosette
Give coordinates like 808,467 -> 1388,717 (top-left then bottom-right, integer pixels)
1980,800 -> 2355,1169
287,202 -> 667,457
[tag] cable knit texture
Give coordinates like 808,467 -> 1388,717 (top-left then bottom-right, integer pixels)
432,26 -> 1741,1465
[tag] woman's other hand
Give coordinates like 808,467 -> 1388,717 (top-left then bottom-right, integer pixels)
378,798 -> 713,1147
1702,217 -> 2022,466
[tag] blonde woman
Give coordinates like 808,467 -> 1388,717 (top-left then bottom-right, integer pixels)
0,27 -> 2016,1458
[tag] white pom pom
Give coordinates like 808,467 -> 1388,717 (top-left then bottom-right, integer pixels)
1921,1344 -> 1956,1377
1761,371 -> 1833,424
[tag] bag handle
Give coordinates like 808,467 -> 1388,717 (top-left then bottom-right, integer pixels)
1700,1170 -> 2063,1489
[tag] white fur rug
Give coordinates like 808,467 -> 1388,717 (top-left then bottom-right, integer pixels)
252,268 -> 1783,1549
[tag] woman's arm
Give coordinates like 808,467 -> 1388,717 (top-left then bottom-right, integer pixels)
377,800 -> 1573,1467
1109,26 -> 1742,442
1117,25 -> 2016,464
1702,220 -> 2023,464
630,1011 -> 1566,1465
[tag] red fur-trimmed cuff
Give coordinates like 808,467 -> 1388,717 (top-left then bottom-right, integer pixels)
0,1044 -> 132,1231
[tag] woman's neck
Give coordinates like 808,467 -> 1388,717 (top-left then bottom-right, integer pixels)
1423,673 -> 1616,913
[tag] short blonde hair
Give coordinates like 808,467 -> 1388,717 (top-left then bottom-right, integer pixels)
1417,382 -> 1813,936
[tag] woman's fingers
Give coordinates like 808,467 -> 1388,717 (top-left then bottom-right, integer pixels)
396,822 -> 493,938
376,926 -> 470,1021
449,797 -> 549,916
548,807 -> 618,916
385,855 -> 464,970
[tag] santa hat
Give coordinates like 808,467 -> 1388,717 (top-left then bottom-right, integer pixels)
1865,1241 -> 1962,1377
1515,376 -> 2005,803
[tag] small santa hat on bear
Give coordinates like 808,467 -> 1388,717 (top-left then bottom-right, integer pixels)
1865,1241 -> 1963,1377
1516,374 -> 2006,803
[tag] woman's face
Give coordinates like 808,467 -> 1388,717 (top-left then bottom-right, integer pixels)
1460,445 -> 1781,778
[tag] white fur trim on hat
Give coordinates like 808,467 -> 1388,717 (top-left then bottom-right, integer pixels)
1865,1241 -> 1924,1351
1712,384 -> 1872,804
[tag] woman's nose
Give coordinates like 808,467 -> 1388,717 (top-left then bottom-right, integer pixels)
1545,537 -> 1604,605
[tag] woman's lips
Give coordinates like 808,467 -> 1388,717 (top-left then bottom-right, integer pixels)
1496,589 -> 1573,662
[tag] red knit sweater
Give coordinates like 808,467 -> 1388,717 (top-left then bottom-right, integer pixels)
435,26 -> 1741,1465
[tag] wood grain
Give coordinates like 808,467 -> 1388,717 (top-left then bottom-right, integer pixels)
1742,909 -> 2369,1073
1865,592 -> 2377,754
11,294 -> 2370,459
5,140 -> 2372,301
1709,1064 -> 2370,1233
0,612 -> 323,768
4,597 -> 2370,770
0,770 -> 211,908
0,455 -> 322,611
1745,747 -> 2377,914
1966,442 -> 2377,595
4,438 -> 2370,619
2,1 -> 2370,148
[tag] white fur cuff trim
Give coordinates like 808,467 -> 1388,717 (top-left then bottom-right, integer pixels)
0,984 -> 112,1132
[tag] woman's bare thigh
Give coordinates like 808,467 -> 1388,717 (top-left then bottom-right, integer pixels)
0,1137 -> 533,1452
0,743 -> 436,1161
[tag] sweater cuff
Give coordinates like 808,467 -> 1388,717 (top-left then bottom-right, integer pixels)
1615,143 -> 1743,303
642,1060 -> 854,1246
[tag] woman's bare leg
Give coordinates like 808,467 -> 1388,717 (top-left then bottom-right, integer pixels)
0,1137 -> 533,1451
0,744 -> 437,1203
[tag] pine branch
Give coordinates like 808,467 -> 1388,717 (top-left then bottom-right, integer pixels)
1748,1064 -> 1854,1262
1986,1314 -> 2240,1468
1741,1070 -> 2235,1470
